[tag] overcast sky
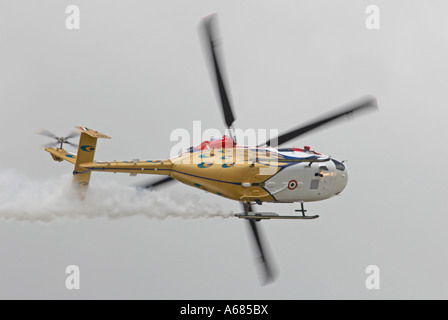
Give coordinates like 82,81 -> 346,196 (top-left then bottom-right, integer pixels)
1,0 -> 448,299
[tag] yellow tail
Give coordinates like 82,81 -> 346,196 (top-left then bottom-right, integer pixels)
72,127 -> 111,188
43,126 -> 172,192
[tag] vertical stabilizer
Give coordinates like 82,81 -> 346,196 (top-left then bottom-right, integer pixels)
72,127 -> 111,188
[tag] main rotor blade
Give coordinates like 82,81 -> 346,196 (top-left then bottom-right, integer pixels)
139,176 -> 175,190
243,203 -> 276,285
202,14 -> 236,129
262,96 -> 378,147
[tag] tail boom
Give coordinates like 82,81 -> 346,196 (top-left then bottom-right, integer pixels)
78,160 -> 172,175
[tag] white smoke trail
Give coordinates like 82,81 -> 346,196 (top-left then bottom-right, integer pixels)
0,169 -> 233,222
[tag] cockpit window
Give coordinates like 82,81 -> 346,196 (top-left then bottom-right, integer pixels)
331,159 -> 345,171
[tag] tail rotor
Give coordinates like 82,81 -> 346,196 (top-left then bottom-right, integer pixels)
37,129 -> 79,149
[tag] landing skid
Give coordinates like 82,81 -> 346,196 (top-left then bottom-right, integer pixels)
235,201 -> 319,221
235,213 -> 319,220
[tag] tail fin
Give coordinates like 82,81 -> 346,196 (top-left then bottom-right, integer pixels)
72,127 -> 111,188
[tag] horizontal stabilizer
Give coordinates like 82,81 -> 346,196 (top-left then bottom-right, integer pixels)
44,147 -> 77,164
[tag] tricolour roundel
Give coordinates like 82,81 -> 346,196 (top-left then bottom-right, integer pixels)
198,162 -> 213,168
288,180 -> 298,190
80,145 -> 95,152
222,162 -> 234,168
146,160 -> 162,163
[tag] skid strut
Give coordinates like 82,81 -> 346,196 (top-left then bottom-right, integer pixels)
294,201 -> 319,219
295,201 -> 307,217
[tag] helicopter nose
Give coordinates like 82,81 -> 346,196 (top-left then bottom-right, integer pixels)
336,170 -> 348,195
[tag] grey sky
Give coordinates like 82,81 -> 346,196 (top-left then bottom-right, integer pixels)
0,1 -> 447,299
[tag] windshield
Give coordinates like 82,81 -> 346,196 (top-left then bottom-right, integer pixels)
331,159 -> 345,171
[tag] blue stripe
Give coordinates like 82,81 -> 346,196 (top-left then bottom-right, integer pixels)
86,167 -> 171,172
171,169 -> 241,186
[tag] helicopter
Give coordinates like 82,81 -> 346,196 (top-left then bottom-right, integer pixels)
39,14 -> 377,285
